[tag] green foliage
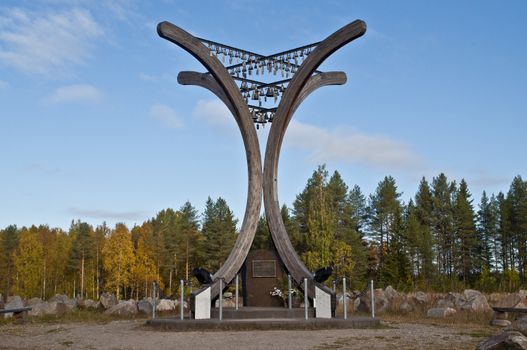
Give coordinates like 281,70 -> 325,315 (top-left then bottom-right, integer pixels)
252,215 -> 272,251
0,225 -> 19,297
201,197 -> 237,271
2,170 -> 527,299
475,266 -> 496,293
13,228 -> 44,298
102,223 -> 135,300
452,179 -> 479,285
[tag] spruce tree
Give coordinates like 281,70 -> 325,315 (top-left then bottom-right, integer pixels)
414,177 -> 435,282
508,176 -> 527,280
477,191 -> 499,272
252,214 -> 271,250
452,179 -> 478,285
367,176 -> 403,274
201,197 -> 237,271
0,225 -> 19,297
431,173 -> 455,276
497,192 -> 513,270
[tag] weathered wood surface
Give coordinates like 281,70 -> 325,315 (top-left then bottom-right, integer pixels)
263,20 -> 366,299
158,20 -> 366,307
158,22 -> 262,300
0,307 -> 32,314
492,307 -> 527,313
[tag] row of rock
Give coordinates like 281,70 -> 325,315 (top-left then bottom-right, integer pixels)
478,317 -> 527,349
339,286 -> 527,318
2,293 -> 187,318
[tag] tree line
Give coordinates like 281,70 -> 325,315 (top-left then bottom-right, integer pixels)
1,166 -> 526,300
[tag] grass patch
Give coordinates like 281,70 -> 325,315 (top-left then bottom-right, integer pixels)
0,308 -> 155,327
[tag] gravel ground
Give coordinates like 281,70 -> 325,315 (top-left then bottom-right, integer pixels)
0,319 -> 495,350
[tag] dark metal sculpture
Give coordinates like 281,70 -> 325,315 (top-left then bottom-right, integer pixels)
157,20 -> 366,316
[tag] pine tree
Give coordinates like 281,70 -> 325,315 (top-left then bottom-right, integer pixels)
68,221 -> 95,298
177,201 -> 203,280
302,173 -> 334,270
405,200 -> 421,278
348,185 -> 369,286
281,205 -> 301,252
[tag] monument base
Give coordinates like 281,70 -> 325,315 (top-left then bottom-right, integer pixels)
146,315 -> 380,331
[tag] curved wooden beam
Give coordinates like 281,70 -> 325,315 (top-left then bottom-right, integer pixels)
157,22 -> 262,300
263,20 -> 366,299
177,71 -> 235,116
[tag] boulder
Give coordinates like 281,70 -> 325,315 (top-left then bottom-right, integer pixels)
156,299 -> 176,312
3,296 -> 24,318
507,318 -> 527,336
446,292 -> 464,309
104,300 -> 138,316
414,291 -> 430,305
477,331 -> 527,350
427,307 -> 456,318
493,293 -> 523,308
49,294 -> 76,311
355,288 -> 389,314
223,292 -> 233,299
25,298 -> 43,307
99,293 -> 117,309
138,299 -> 153,314
461,289 -> 491,313
492,319 -> 512,327
384,286 -> 400,301
436,298 -> 455,309
29,301 -> 69,316
83,299 -> 95,309
399,300 -> 414,313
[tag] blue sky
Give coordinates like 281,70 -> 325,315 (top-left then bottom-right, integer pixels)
1,1 -> 526,230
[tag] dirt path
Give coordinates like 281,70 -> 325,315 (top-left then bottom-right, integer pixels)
0,319 -> 495,350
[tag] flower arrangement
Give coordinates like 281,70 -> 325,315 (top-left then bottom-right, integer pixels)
270,286 -> 285,300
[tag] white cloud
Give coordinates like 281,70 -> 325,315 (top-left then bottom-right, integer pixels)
0,7 -> 103,74
46,84 -> 103,104
190,98 -> 420,169
139,72 -> 178,83
193,99 -> 236,130
285,120 -> 421,169
68,207 -> 147,221
470,174 -> 510,187
149,103 -> 184,129
23,163 -> 61,175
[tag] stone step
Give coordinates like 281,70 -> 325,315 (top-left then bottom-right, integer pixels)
210,306 -> 315,319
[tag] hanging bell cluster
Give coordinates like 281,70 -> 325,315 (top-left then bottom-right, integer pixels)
199,37 -> 320,130
239,83 -> 284,106
250,108 -> 275,129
